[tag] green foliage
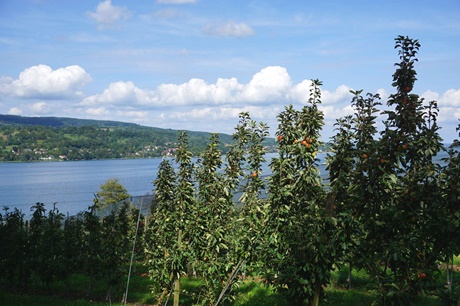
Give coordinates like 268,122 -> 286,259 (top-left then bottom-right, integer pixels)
325,35 -> 453,306
372,36 -> 446,305
99,203 -> 131,303
36,203 -> 66,289
0,199 -> 144,301
0,114 -> 139,127
221,113 -> 270,304
264,79 -> 346,305
81,201 -> 103,295
63,213 -> 85,286
230,112 -> 270,264
96,178 -> 130,209
145,131 -> 197,305
0,206 -> 29,289
0,120 -> 254,161
192,133 -> 237,304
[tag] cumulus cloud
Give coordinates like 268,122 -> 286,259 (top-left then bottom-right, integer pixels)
74,65 -> 460,139
30,102 -> 49,113
438,89 -> 460,107
421,89 -> 460,108
155,77 -> 242,105
85,107 -> 109,116
421,90 -> 439,102
82,66 -> 356,109
0,65 -> 91,99
87,0 -> 131,30
3,64 -> 459,140
203,20 -> 255,37
167,105 -> 279,122
116,110 -> 148,121
8,107 -> 22,115
320,105 -> 355,121
239,66 -> 292,102
322,85 -> 354,105
422,89 -> 460,124
80,81 -> 156,106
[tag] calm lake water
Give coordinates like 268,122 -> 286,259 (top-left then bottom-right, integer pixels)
0,150 -> 448,218
0,158 -> 161,218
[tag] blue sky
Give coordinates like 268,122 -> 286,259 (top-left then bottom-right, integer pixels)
0,0 -> 459,142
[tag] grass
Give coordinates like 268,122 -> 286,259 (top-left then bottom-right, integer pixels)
2,263 -> 459,305
453,255 -> 460,266
231,281 -> 290,306
0,292 -> 107,306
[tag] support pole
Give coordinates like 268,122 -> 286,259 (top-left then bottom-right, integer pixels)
123,198 -> 144,305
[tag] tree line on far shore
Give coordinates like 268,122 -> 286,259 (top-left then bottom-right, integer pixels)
0,124 -> 243,161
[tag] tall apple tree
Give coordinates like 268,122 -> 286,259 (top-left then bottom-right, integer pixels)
145,131 -> 196,306
264,80 -> 346,306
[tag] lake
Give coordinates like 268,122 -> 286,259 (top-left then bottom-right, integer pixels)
0,150 -> 448,219
0,158 -> 160,218
0,152 -> 297,218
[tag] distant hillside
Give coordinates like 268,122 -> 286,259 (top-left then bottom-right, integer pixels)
0,114 -> 139,127
0,114 -> 277,162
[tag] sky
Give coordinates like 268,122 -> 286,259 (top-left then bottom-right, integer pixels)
0,0 -> 459,142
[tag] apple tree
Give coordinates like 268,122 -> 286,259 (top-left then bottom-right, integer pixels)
145,131 -> 196,306
0,207 -> 29,289
192,133 -> 237,304
230,112 -> 270,269
438,123 -> 460,302
326,114 -> 359,289
264,80 -> 346,305
347,36 -> 446,305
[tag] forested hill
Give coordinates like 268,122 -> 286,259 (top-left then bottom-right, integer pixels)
0,114 -> 275,162
0,114 -> 139,127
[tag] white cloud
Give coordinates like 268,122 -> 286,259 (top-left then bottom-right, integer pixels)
439,89 -> 460,107
167,105 -> 278,121
116,110 -> 149,123
87,0 -> 131,30
322,85 -> 353,105
81,66 -> 356,109
422,89 -> 460,107
30,102 -> 49,113
8,107 -> 22,115
0,76 -> 14,84
422,89 -> 460,124
85,107 -> 109,116
0,65 -> 91,99
203,20 -> 255,37
290,80 -> 313,103
376,88 -> 388,100
74,66 -> 460,140
320,105 -> 355,121
240,66 -> 291,102
421,90 -> 439,102
155,77 -> 242,105
80,81 -> 156,106
156,0 -> 196,4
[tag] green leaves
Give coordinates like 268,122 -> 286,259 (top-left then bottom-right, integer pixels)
145,132 -> 197,304
326,36 -> 454,305
96,178 -> 130,210
263,80 -> 342,305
